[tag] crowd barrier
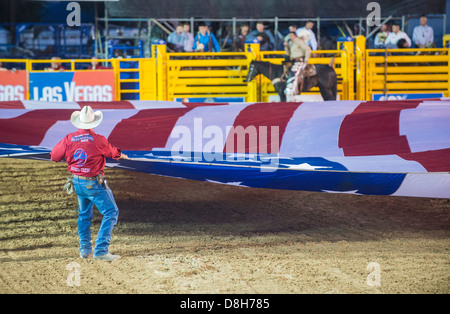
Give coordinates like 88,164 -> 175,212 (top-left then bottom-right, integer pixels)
364,47 -> 449,100
0,36 -> 449,102
159,45 -> 255,103
0,58 -> 156,102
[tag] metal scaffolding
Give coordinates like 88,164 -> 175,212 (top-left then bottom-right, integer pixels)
96,9 -> 447,58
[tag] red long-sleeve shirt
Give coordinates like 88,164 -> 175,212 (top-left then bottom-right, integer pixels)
50,129 -> 121,177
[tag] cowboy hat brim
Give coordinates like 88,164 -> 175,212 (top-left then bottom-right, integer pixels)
71,110 -> 103,129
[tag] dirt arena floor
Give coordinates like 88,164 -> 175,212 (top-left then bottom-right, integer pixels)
0,158 -> 449,294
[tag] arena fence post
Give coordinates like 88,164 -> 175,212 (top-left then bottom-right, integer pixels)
339,40 -> 355,100
139,57 -> 158,100
153,43 -> 168,101
245,43 -> 260,102
355,35 -> 366,100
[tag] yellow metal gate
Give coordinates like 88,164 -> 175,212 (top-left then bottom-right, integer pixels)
364,48 -> 450,100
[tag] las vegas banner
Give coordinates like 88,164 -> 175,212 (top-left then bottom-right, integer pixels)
29,71 -> 115,102
0,70 -> 28,101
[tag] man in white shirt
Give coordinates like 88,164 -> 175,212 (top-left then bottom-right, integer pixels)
182,22 -> 194,52
412,15 -> 434,48
385,22 -> 411,48
296,21 -> 318,51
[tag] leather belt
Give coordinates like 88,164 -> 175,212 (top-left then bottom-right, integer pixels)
73,175 -> 97,180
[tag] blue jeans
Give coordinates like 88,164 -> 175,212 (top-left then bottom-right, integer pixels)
73,177 -> 119,256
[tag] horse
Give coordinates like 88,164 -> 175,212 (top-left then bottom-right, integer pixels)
243,60 -> 337,101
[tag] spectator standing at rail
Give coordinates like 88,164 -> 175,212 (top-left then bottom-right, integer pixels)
412,15 -> 435,48
46,56 -> 65,72
167,24 -> 188,52
385,22 -> 411,48
248,21 -> 276,51
193,22 -> 221,52
374,23 -> 389,48
297,21 -> 318,51
255,31 -> 271,51
88,57 -> 110,70
232,23 -> 250,52
182,22 -> 194,52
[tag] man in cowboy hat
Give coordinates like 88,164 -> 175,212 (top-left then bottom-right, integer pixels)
284,30 -> 311,98
50,106 -> 128,261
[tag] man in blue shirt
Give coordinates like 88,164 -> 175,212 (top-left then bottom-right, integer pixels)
193,22 -> 221,52
412,15 -> 435,48
296,21 -> 318,51
167,24 -> 188,52
247,21 -> 277,50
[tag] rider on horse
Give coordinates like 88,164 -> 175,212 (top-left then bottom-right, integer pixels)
283,29 -> 312,98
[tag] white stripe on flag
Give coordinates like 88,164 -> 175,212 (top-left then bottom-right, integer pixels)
0,109 -> 29,119
325,155 -> 427,173
400,102 -> 450,153
392,173 -> 450,198
162,103 -> 253,152
279,101 -> 362,157
22,101 -> 81,110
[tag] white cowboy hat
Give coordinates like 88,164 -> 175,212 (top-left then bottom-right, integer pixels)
71,106 -> 103,129
296,29 -> 311,42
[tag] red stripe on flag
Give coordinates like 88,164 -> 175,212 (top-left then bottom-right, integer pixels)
0,101 -> 25,109
339,101 -> 421,156
108,103 -> 232,150
78,101 -> 135,109
107,108 -> 192,150
223,102 -> 302,154
0,109 -> 72,145
399,148 -> 450,172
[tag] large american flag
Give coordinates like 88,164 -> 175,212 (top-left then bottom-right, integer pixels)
1,99 -> 449,198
